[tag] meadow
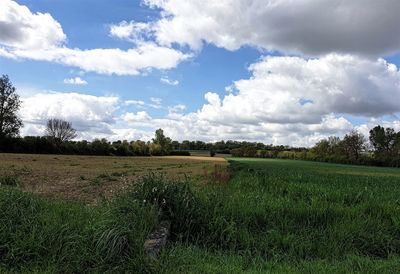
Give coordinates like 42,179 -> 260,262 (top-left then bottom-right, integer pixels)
1,155 -> 400,273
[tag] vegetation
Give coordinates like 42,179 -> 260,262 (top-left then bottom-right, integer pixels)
0,153 -> 226,204
45,118 -> 77,146
0,75 -> 22,138
1,157 -> 400,272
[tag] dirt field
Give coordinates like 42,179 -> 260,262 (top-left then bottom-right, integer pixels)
0,153 -> 227,204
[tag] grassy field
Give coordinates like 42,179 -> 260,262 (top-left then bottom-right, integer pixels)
1,155 -> 400,273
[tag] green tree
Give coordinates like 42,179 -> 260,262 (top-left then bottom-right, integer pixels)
340,130 -> 366,162
369,125 -> 400,165
152,128 -> 172,155
131,140 -> 149,156
149,143 -> 162,156
0,75 -> 23,138
369,126 -> 397,154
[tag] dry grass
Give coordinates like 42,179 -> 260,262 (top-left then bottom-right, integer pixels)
0,153 -> 227,204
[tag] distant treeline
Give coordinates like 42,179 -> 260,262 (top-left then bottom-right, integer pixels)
0,136 -> 187,156
0,126 -> 399,167
0,136 -> 276,157
231,126 -> 400,167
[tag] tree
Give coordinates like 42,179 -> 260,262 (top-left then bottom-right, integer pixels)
340,130 -> 366,162
369,125 -> 400,165
369,126 -> 397,154
152,128 -> 172,155
0,75 -> 23,138
45,118 -> 77,145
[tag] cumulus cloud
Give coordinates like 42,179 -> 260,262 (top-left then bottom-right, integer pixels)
0,0 -> 66,49
125,0 -> 400,56
63,77 -> 88,85
194,54 -> 400,128
17,54 -> 400,146
0,1 -> 189,75
113,54 -> 400,146
20,92 -> 119,137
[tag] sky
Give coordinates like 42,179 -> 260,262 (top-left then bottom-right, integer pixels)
1,0 -> 400,146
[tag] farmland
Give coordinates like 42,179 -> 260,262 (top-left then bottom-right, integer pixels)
0,153 -> 227,204
1,155 -> 400,273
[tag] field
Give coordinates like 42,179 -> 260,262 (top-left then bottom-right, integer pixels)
0,153 -> 227,204
1,155 -> 400,273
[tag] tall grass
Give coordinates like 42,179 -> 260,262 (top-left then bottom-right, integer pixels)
0,187 -> 158,273
125,163 -> 400,263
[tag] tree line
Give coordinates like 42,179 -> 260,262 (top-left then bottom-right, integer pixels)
230,128 -> 400,167
1,74 -> 399,166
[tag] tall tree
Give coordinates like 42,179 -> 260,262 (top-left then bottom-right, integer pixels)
152,128 -> 172,155
369,126 -> 397,154
0,75 -> 23,138
340,130 -> 366,161
45,118 -> 77,145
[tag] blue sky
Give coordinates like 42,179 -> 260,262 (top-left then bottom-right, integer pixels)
1,0 -> 400,146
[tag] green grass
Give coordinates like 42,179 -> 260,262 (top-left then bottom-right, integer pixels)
1,158 -> 400,272
0,175 -> 19,186
155,158 -> 400,272
0,187 -> 158,273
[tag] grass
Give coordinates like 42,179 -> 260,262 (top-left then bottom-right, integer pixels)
1,156 -> 400,272
0,175 -> 18,186
0,187 -> 158,273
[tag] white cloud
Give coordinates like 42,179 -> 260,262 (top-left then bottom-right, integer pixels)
63,77 -> 88,85
132,0 -> 400,56
0,0 -> 66,49
113,54 -> 400,146
125,100 -> 145,106
149,97 -> 162,109
167,104 -> 186,118
122,111 -> 152,123
196,54 -> 400,127
160,76 -> 179,86
20,92 -> 119,137
2,42 -> 189,76
0,1 -> 189,75
17,54 -> 400,146
109,20 -> 152,42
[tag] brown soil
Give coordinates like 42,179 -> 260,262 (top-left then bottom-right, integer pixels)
0,153 -> 227,205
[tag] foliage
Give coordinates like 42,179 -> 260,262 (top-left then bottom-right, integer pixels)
0,75 -> 22,138
152,129 -> 172,155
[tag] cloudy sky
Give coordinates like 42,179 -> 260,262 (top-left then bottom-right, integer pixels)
1,0 -> 400,146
